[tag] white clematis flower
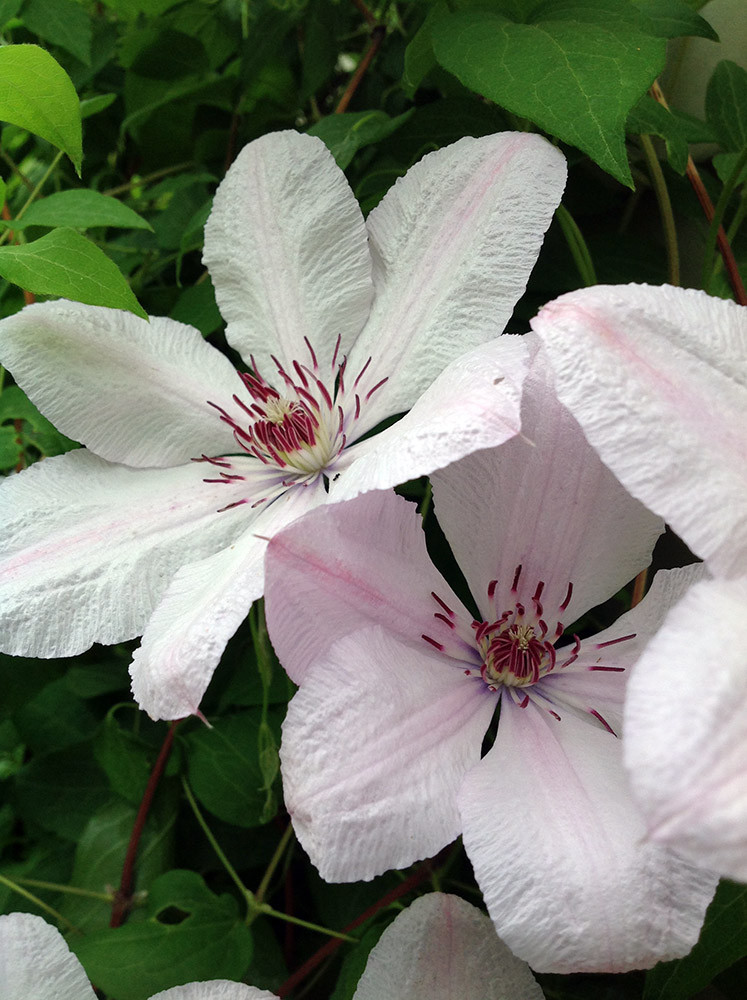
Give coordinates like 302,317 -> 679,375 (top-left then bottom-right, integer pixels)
0,895 -> 544,1000
531,282 -> 747,880
264,338 -> 717,973
0,129 -> 566,721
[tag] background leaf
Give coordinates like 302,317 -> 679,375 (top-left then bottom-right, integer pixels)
10,189 -> 153,231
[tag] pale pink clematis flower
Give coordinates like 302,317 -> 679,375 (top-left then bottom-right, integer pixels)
264,338 -> 718,974
531,283 -> 747,880
0,129 -> 566,721
0,895 -> 544,1000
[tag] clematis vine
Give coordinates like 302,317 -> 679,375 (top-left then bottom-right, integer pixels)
0,894 -> 545,1000
0,129 -> 566,720
264,336 -> 718,974
531,282 -> 747,880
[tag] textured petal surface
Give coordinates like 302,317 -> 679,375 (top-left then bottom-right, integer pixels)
280,626 -> 494,881
431,340 -> 662,625
353,893 -> 543,1000
0,300 -> 242,467
151,983 -> 276,1000
544,564 -> 706,738
624,574 -> 747,880
204,130 -> 372,373
0,451 -> 251,656
131,479 -> 327,720
265,490 -> 470,684
347,132 -> 566,428
0,913 -> 97,1000
459,699 -> 717,973
331,335 -> 528,501
531,283 -> 747,577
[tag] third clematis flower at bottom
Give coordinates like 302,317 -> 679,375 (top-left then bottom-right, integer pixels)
264,336 -> 718,974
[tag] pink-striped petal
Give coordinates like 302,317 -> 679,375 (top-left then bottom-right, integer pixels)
348,132 -> 566,431
331,335 -> 528,501
0,451 -> 250,657
624,574 -> 747,880
265,490 -> 470,685
151,984 -> 276,1000
131,479 -> 328,720
0,300 -> 242,467
531,283 -> 747,578
280,626 -> 494,881
353,893 -> 543,1000
459,698 -> 717,973
431,340 -> 662,626
204,131 -> 373,374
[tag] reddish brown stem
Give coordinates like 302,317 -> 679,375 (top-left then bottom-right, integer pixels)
110,720 -> 181,927
350,0 -> 377,28
277,846 -> 449,997
631,568 -> 648,609
335,25 -> 385,114
649,80 -> 747,306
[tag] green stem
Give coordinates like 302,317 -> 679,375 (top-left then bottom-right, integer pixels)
0,150 -> 64,247
419,480 -> 433,521
102,161 -> 194,198
0,873 -> 79,931
555,204 -> 597,286
701,145 -> 747,293
710,179 -> 747,286
259,903 -> 358,942
13,877 -> 111,902
638,134 -> 679,286
254,822 -> 294,907
181,776 -> 253,912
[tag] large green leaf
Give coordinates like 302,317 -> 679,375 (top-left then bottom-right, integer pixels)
0,228 -> 147,317
184,710 -> 282,828
644,881 -> 747,1000
706,60 -> 747,153
0,44 -> 82,173
21,0 -> 93,66
429,1 -> 666,186
71,870 -> 253,1000
10,190 -> 152,232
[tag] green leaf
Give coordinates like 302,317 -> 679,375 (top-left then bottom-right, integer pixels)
80,93 -> 117,119
430,3 -> 666,186
0,44 -> 82,173
0,228 -> 147,317
0,424 -> 21,466
11,189 -> 153,232
14,677 -> 98,753
308,110 -> 414,170
93,707 -> 155,804
60,799 -> 172,933
184,710 -> 283,827
714,151 -> 747,187
120,27 -> 210,81
627,96 -> 713,174
71,870 -> 253,1000
169,278 -> 223,337
15,745 -> 110,841
20,0 -> 93,66
0,383 -> 78,458
632,0 -> 719,39
403,1 -> 443,97
0,0 -> 22,28
706,60 -> 747,153
644,880 -> 747,1000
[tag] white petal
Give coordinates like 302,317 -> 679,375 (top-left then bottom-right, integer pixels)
545,564 -> 707,737
0,451 -> 251,656
331,335 -> 528,501
531,283 -> 747,578
0,913 -> 97,1000
131,479 -> 327,720
265,489 -> 470,684
280,626 -> 494,882
348,132 -> 566,426
624,574 -> 747,880
0,300 -> 242,467
150,983 -> 276,1000
204,131 -> 373,373
353,893 -> 543,1000
431,340 -> 662,625
459,698 -> 717,973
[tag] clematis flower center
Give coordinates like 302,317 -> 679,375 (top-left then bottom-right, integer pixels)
200,337 -> 388,501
